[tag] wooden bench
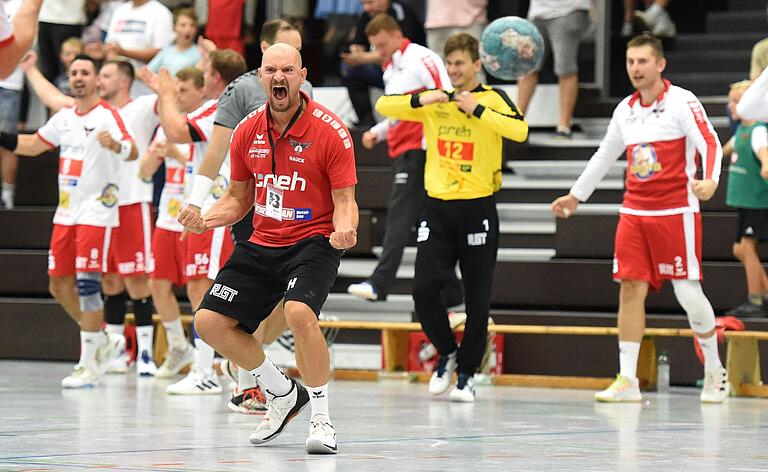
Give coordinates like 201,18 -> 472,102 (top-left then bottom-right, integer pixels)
125,315 -> 768,398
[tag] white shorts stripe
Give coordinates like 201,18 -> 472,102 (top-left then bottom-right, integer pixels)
682,212 -> 700,280
101,227 -> 112,273
208,226 -> 225,280
140,202 -> 153,273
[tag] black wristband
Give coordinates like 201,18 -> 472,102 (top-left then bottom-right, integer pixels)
0,132 -> 18,151
472,105 -> 485,119
410,94 -> 423,108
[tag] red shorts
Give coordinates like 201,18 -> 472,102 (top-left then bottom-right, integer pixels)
106,202 -> 154,276
150,228 -> 186,286
48,224 -> 111,276
613,212 -> 702,291
185,226 -> 234,281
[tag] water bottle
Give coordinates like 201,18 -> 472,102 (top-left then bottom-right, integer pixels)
657,351 -> 670,393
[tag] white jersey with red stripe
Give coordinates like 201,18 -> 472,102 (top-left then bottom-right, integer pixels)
570,81 -> 722,216
117,94 -> 159,205
154,126 -> 190,232
0,2 -> 13,49
37,100 -> 135,227
380,38 -> 450,158
184,98 -> 230,212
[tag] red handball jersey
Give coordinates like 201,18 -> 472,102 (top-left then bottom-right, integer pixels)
229,91 -> 358,246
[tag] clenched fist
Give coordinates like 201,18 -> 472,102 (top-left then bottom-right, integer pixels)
97,130 -> 117,152
330,228 -> 357,250
178,204 -> 207,235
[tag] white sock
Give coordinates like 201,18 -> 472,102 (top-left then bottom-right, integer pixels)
105,324 -> 124,337
308,383 -> 329,420
250,357 -> 291,397
618,341 -> 641,380
238,366 -> 257,389
136,325 -> 154,359
1,182 -> 14,209
697,334 -> 723,371
194,338 -> 215,375
80,331 -> 104,370
162,319 -> 186,349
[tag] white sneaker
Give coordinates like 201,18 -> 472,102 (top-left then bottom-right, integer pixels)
306,415 -> 338,454
346,281 -> 378,301
428,352 -> 457,396
155,344 -> 194,378
249,379 -> 309,444
106,352 -> 129,374
595,375 -> 642,402
652,11 -> 677,37
701,367 -> 730,403
449,373 -> 476,403
136,350 -> 157,377
166,367 -> 222,395
61,364 -> 100,388
95,333 -> 125,375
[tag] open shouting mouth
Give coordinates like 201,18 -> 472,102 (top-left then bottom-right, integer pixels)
272,84 -> 288,101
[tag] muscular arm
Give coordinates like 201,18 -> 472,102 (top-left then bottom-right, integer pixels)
11,134 -> 55,156
200,178 -> 255,230
24,65 -> 75,112
0,0 -> 43,79
329,185 -> 358,250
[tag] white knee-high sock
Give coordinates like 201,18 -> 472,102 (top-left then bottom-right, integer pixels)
619,341 -> 641,380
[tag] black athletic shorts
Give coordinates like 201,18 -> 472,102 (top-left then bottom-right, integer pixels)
736,208 -> 768,243
198,235 -> 343,333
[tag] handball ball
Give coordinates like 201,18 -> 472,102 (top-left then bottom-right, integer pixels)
480,16 -> 545,80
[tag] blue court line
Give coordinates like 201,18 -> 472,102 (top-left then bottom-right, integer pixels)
2,423 -> 764,462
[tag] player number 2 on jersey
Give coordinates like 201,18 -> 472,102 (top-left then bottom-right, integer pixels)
437,139 -> 474,161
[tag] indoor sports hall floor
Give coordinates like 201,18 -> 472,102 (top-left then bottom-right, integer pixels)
1,360 -> 767,471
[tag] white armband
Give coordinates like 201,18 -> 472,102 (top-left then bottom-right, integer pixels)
188,174 -> 214,207
117,140 -> 132,161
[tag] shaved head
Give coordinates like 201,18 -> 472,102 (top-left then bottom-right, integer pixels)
259,43 -> 306,113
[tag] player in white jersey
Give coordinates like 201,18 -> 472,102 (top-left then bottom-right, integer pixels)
0,55 -> 138,388
551,35 -> 729,404
142,49 -> 247,394
21,57 -> 162,377
139,67 -> 206,380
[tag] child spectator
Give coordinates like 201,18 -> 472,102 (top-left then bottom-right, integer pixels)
724,80 -> 768,318
148,7 -> 201,75
54,37 -> 83,95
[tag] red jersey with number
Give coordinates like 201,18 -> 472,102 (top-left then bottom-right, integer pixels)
229,91 -> 358,247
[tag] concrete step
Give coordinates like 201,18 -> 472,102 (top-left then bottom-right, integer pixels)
506,161 -> 625,179
664,72 -> 746,96
669,32 -> 764,52
665,50 -> 750,75
707,10 -> 767,34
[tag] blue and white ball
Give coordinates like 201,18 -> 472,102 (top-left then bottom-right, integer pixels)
480,16 -> 545,80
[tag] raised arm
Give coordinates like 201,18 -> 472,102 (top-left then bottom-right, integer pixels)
329,185 -> 359,250
155,69 -> 194,143
20,52 -> 75,112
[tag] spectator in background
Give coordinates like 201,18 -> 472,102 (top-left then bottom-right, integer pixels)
314,0 -> 362,78
424,0 -> 487,60
723,80 -> 768,318
0,0 -> 23,208
54,37 -> 84,96
750,39 -> 768,81
148,7 -> 201,75
623,0 -> 676,38
517,0 -> 592,139
35,0 -> 86,82
106,0 -> 175,95
195,0 -> 255,57
341,0 -> 425,127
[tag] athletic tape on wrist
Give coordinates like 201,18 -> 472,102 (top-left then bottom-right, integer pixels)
116,140 -> 132,160
0,132 -> 18,151
188,175 -> 214,207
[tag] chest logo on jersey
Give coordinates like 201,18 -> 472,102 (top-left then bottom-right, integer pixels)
248,146 -> 270,158
84,126 -> 96,137
438,125 -> 472,138
255,171 -> 307,192
253,134 -> 266,145
630,143 -> 662,180
289,138 -> 312,153
98,183 -> 119,208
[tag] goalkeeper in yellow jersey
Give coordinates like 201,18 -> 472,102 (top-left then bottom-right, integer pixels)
375,33 -> 528,402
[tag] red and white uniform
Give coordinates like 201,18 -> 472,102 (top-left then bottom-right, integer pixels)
0,2 -> 13,49
230,91 -> 358,247
184,99 -> 233,280
106,94 -> 160,276
36,100 -> 135,276
570,80 -> 722,290
150,126 -> 189,285
370,38 -> 449,158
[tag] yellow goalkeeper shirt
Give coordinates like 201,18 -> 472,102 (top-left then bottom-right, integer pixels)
375,84 -> 528,200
